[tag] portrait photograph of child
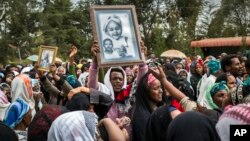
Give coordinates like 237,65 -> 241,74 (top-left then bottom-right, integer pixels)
90,5 -> 144,67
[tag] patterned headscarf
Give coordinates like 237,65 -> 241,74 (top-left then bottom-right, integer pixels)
4,98 -> 29,128
231,83 -> 250,105
210,82 -> 228,97
216,104 -> 250,141
48,111 -> 98,141
220,103 -> 250,124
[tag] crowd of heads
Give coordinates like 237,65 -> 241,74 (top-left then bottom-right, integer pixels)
0,50 -> 250,141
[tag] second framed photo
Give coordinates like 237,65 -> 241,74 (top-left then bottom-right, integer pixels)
90,5 -> 145,67
37,45 -> 58,71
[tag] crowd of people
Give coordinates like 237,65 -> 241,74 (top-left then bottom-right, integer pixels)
0,42 -> 250,141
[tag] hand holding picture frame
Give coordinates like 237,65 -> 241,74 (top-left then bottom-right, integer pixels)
37,45 -> 58,71
90,5 -> 145,67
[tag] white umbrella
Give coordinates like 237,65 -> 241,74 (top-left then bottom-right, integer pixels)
26,55 -> 38,61
160,50 -> 187,58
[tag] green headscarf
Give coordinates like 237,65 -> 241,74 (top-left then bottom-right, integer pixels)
205,82 -> 229,109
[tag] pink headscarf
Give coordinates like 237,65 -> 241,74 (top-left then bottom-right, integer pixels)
0,90 -> 9,104
148,74 -> 157,86
0,90 -> 10,121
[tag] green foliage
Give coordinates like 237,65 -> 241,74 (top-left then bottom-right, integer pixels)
0,0 -> 250,64
149,26 -> 166,56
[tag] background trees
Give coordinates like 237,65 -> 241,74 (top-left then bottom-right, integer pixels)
0,0 -> 249,64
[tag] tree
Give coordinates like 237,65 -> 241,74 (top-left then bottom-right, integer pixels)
208,0 -> 250,37
40,0 -> 89,61
0,0 -> 40,63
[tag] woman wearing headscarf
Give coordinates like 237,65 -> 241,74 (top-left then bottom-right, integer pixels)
190,59 -> 204,100
150,66 -> 225,123
163,63 -> 184,111
11,74 -> 36,118
48,110 -> 127,141
167,111 -> 221,141
0,82 -> 11,102
132,72 -> 178,141
0,89 -> 10,121
197,59 -> 221,107
201,82 -> 229,110
177,69 -> 194,100
4,98 -> 32,141
216,103 -> 250,141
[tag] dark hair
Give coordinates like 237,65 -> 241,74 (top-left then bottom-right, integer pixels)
135,72 -> 168,113
175,63 -> 184,69
103,38 -> 113,46
215,73 -> 233,83
110,68 -> 124,80
220,54 -> 239,72
81,62 -> 90,72
28,105 -> 69,141
0,83 -> 11,90
5,65 -> 16,74
66,93 -> 90,111
0,121 -> 18,141
164,63 -> 176,73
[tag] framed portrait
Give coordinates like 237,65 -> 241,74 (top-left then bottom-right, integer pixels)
37,45 -> 58,71
90,5 -> 145,67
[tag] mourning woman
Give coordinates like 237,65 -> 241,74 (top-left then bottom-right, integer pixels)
4,98 -> 32,141
132,72 -> 180,141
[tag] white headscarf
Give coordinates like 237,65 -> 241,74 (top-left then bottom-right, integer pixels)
104,67 -> 127,100
78,72 -> 89,87
48,111 -> 98,141
11,74 -> 36,118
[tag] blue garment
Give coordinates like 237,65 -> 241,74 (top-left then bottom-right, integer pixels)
4,98 -> 29,128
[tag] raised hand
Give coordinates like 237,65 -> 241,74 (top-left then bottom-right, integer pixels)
67,87 -> 90,100
91,40 -> 100,62
37,69 -> 45,78
69,45 -> 78,59
116,116 -> 131,129
67,89 -> 78,100
149,66 -> 166,81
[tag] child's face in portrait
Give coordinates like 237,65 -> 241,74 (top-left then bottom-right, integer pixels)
106,21 -> 122,40
104,40 -> 113,49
